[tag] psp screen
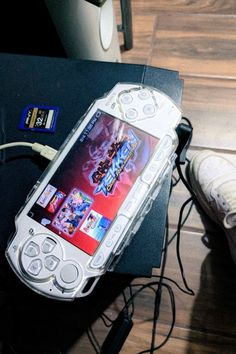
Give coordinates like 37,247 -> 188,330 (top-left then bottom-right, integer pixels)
28,110 -> 159,255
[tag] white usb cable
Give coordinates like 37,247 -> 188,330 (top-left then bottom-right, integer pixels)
0,142 -> 58,161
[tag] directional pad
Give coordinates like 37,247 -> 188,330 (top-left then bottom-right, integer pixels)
20,234 -> 62,281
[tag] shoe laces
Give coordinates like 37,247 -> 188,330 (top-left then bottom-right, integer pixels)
217,184 -> 236,229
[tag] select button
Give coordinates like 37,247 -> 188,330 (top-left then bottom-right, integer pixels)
90,252 -> 105,268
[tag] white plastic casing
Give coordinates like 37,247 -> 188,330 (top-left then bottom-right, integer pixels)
6,83 -> 182,300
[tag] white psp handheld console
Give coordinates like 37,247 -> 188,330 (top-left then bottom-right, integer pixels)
6,83 -> 182,300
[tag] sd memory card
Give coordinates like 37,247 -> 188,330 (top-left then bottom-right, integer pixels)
19,105 -> 59,133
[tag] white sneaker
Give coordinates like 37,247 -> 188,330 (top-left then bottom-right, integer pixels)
188,150 -> 236,264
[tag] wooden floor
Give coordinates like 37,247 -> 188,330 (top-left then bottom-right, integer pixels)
70,1 -> 236,353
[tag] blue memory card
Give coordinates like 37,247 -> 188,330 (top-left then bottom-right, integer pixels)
19,105 -> 59,133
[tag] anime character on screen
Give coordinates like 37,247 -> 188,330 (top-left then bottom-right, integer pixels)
80,210 -> 111,242
47,190 -> 66,213
52,188 -> 93,236
90,129 -> 140,196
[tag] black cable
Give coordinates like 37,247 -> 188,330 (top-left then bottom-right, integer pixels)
128,285 -> 135,317
182,116 -> 193,129
171,157 -> 192,193
126,217 -> 171,354
176,196 -> 195,296
171,174 -> 181,187
120,281 -> 160,313
174,142 -> 196,296
100,209 -> 188,353
166,197 -> 194,247
176,162 -> 196,197
86,326 -> 100,354
151,283 -> 176,352
122,289 -> 129,313
122,288 -> 135,317
136,282 -> 176,354
149,216 -> 169,353
99,287 -> 135,330
100,312 -> 114,328
151,275 -> 194,296
140,116 -> 194,351
118,162 -> 194,351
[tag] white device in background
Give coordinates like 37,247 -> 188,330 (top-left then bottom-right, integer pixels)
45,0 -> 121,62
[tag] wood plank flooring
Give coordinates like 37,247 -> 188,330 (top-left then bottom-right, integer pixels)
117,1 -> 236,353
150,13 -> 236,78
69,1 -> 236,353
117,0 -> 236,15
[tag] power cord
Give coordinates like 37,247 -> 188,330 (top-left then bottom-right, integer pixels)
87,326 -> 101,354
174,119 -> 195,296
166,196 -> 194,247
175,196 -> 195,296
0,141 -> 58,161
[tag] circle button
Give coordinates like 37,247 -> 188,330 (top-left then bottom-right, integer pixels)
143,104 -> 156,116
60,264 -> 78,284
